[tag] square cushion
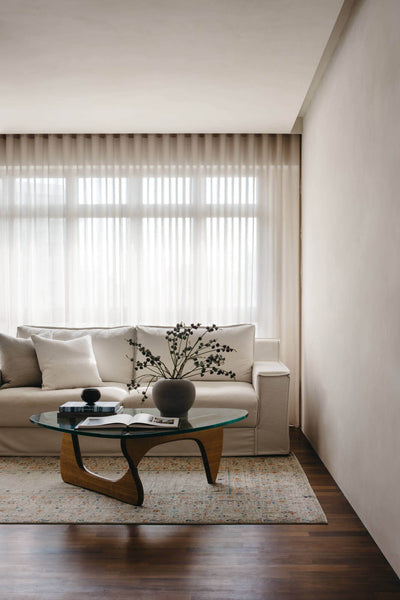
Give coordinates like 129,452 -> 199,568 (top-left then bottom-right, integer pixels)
136,324 -> 255,383
0,333 -> 42,388
18,326 -> 135,384
31,334 -> 103,390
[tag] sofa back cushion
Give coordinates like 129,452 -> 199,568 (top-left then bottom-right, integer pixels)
17,326 -> 135,384
136,324 -> 255,383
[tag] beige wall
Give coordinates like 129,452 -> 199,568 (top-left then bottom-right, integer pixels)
302,0 -> 400,577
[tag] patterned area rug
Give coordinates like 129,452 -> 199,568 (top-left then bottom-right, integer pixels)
0,454 -> 327,524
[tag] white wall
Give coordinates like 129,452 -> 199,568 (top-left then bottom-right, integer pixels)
302,0 -> 400,577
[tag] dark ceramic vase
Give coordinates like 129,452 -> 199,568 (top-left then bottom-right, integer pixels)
152,379 -> 196,418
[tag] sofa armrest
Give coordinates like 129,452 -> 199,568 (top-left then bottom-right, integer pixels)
252,361 -> 290,455
252,361 -> 290,389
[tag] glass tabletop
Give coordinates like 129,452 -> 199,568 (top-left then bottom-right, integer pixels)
30,407 -> 248,439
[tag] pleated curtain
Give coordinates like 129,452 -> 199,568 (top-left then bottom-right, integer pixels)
0,133 -> 300,424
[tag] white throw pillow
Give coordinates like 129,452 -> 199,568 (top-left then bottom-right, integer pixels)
31,334 -> 103,390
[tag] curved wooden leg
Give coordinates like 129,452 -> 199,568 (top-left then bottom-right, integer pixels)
122,427 -> 224,484
59,427 -> 224,506
60,433 -> 144,506
194,427 -> 224,484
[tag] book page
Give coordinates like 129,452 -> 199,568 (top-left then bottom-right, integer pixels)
76,413 -> 179,429
76,413 -> 133,428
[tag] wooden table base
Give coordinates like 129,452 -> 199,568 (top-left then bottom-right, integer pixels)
60,427 -> 224,506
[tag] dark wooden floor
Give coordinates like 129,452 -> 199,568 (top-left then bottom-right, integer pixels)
0,429 -> 399,600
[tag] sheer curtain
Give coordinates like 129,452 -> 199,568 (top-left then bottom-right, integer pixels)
0,133 -> 300,424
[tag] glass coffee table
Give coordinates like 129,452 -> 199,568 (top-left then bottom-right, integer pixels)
30,408 -> 248,506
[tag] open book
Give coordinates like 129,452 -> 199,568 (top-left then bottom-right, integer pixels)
76,413 -> 179,430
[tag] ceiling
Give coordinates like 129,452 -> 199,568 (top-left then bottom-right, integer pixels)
0,0 -> 344,134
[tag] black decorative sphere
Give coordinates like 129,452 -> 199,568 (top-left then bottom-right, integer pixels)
81,388 -> 101,406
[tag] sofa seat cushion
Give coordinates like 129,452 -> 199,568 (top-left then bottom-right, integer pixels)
17,326 -> 135,384
124,381 -> 258,428
0,384 -> 129,427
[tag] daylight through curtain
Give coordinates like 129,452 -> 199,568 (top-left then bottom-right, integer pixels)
0,133 -> 300,424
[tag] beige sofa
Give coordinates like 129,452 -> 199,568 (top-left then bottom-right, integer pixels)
0,324 -> 290,456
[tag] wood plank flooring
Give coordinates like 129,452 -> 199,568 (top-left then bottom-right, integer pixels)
0,428 -> 399,600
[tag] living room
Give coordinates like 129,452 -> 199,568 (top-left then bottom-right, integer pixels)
0,0 -> 399,598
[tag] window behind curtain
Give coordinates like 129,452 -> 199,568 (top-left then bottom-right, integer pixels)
0,133 -> 300,423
